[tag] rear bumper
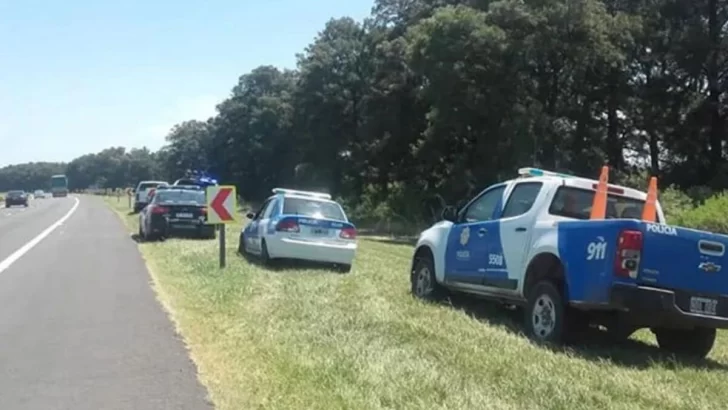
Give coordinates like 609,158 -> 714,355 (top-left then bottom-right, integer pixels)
5,199 -> 27,206
149,216 -> 214,237
267,236 -> 356,265
609,284 -> 728,329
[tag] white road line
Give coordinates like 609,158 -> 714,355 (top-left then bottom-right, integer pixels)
0,197 -> 80,274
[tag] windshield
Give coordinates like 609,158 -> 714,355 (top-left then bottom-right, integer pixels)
155,190 -> 205,205
282,197 -> 346,221
51,176 -> 67,188
549,186 -> 660,222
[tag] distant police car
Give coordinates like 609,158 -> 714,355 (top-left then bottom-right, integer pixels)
238,188 -> 357,272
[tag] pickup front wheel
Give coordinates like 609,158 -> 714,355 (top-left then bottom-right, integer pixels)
653,327 -> 716,359
411,255 -> 447,302
525,280 -> 566,344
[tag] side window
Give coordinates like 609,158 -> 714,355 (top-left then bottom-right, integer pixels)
462,186 -> 506,223
263,199 -> 278,219
253,199 -> 272,220
501,182 -> 543,218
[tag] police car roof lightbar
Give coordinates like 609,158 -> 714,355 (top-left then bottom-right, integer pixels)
272,188 -> 332,200
518,167 -> 576,179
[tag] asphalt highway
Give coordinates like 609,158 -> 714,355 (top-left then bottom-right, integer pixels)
0,196 -> 213,409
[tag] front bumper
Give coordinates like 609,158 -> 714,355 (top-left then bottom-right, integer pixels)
610,284 -> 728,329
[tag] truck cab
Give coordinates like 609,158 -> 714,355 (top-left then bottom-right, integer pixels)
411,167 -> 725,358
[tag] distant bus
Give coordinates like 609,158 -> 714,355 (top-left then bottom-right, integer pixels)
51,174 -> 69,197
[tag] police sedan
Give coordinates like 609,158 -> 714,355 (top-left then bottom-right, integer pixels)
238,188 -> 357,272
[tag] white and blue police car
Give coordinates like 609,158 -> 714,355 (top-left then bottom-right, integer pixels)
238,188 -> 357,272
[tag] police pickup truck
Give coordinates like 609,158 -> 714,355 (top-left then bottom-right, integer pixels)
410,167 -> 728,358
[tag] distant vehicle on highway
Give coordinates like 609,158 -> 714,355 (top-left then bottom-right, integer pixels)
34,189 -> 47,199
133,180 -> 168,213
138,187 -> 215,241
5,190 -> 29,208
50,174 -> 69,197
238,188 -> 357,273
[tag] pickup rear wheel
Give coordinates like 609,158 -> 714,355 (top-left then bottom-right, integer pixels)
653,327 -> 716,359
411,255 -> 446,301
525,280 -> 566,344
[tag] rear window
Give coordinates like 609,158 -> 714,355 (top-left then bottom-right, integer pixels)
7,190 -> 23,196
139,182 -> 164,190
549,186 -> 659,222
174,179 -> 197,186
155,190 -> 205,204
282,197 -> 346,221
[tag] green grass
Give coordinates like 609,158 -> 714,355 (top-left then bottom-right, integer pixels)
104,197 -> 728,410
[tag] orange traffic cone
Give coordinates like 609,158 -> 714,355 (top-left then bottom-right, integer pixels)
590,166 -> 609,220
641,176 -> 658,222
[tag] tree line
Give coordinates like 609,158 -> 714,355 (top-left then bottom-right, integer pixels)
0,0 -> 725,226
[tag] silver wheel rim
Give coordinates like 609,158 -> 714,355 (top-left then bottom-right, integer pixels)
532,294 -> 556,339
414,266 -> 432,296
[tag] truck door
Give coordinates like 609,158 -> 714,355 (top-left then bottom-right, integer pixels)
492,181 -> 544,292
445,184 -> 506,285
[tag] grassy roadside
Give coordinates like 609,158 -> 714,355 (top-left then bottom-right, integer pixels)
104,197 -> 728,410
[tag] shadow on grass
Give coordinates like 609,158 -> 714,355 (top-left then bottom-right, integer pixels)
130,232 -> 215,243
363,236 -> 418,247
440,294 -> 728,372
238,251 -> 349,274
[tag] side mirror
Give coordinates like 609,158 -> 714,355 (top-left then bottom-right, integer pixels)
441,206 -> 458,222
246,212 -> 255,219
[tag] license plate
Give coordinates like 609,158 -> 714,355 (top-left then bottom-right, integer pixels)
689,296 -> 718,316
172,224 -> 196,229
311,228 -> 329,236
176,212 -> 193,218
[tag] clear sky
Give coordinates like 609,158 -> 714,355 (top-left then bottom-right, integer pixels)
0,0 -> 373,166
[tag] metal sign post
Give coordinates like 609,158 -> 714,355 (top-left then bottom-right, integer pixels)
206,185 -> 237,268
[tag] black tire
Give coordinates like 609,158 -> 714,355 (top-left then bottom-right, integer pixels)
524,280 -> 567,344
410,255 -> 447,301
138,223 -> 144,241
653,327 -> 716,359
238,233 -> 246,255
337,264 -> 352,274
260,239 -> 271,265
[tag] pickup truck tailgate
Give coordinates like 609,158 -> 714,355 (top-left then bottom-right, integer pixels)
640,224 -> 728,296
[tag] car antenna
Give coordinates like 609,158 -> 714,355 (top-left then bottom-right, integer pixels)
589,165 -> 609,220
641,176 -> 658,222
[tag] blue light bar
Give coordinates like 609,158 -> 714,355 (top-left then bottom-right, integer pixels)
518,167 -> 575,179
272,188 -> 332,200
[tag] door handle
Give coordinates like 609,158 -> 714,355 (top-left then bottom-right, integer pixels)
515,227 -> 527,232
478,228 -> 488,236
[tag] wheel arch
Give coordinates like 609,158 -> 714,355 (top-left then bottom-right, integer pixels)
522,252 -> 569,300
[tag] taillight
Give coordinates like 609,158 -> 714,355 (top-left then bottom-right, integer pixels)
340,227 -> 357,240
151,205 -> 169,214
199,206 -> 207,215
276,219 -> 299,233
615,229 -> 642,278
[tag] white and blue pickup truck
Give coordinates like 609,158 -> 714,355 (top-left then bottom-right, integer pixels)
410,167 -> 728,358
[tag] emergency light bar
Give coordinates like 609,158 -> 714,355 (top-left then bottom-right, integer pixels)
272,188 -> 332,200
518,167 -> 575,179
